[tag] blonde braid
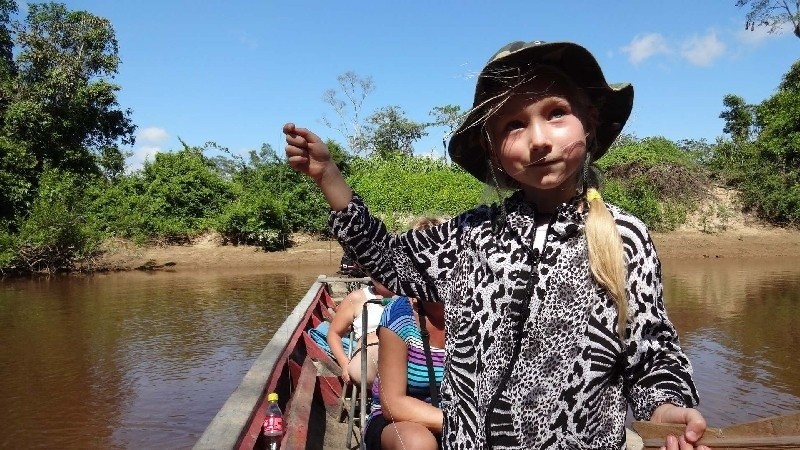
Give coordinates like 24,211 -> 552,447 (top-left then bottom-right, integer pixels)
585,187 -> 628,338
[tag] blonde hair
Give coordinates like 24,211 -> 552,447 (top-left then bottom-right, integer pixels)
584,186 -> 628,338
477,65 -> 629,338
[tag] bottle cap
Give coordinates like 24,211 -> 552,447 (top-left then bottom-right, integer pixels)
268,392 -> 278,402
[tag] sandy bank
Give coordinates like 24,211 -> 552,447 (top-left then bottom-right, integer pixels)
95,224 -> 800,273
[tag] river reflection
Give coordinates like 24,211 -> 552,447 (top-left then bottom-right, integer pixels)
0,259 -> 798,449
660,257 -> 800,426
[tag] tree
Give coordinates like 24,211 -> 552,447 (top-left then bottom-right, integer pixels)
719,94 -> 755,142
321,71 -> 374,155
737,0 -> 800,38
363,106 -> 428,159
0,0 -> 17,130
715,59 -> 800,224
5,2 -> 135,179
754,59 -> 800,171
428,104 -> 463,161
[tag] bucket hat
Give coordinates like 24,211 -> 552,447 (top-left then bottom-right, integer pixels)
448,40 -> 634,184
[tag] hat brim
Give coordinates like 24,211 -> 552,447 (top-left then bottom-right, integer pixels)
448,41 -> 633,185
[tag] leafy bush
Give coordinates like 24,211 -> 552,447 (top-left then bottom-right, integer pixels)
215,191 -> 290,250
10,169 -> 103,273
230,158 -> 329,233
0,230 -> 17,272
348,154 -> 484,229
0,137 -> 36,231
600,136 -> 709,230
599,136 -> 695,170
90,147 -> 235,242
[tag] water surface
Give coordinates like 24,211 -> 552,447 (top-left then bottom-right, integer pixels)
1,258 -> 798,448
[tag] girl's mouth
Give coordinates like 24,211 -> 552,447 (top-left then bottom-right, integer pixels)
524,156 -> 551,167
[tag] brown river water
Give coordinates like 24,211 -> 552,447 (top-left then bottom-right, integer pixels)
1,259 -> 798,449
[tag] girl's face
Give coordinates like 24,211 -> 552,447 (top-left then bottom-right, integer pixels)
487,73 -> 592,208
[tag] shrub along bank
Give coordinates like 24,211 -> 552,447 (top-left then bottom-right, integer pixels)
1,134 -> 728,275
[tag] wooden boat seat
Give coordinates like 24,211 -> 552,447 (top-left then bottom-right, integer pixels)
282,358 -> 317,449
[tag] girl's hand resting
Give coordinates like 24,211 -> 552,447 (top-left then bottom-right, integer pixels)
650,403 -> 710,450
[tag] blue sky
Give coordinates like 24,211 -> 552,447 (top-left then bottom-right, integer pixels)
40,1 -> 799,170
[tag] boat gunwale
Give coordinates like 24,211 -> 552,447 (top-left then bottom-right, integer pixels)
194,275 -> 330,450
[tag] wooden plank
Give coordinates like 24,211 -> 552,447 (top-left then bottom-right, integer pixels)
632,422 -> 723,440
634,412 -> 800,450
641,435 -> 800,449
281,358 -> 318,450
288,359 -> 302,391
723,411 -> 800,437
194,276 -> 328,450
319,276 -> 371,284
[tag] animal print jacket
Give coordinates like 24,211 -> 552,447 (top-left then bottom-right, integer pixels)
330,192 -> 699,450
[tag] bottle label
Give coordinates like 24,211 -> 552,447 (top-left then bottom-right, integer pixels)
262,416 -> 283,435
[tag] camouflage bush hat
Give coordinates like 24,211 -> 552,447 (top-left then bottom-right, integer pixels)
448,40 -> 634,184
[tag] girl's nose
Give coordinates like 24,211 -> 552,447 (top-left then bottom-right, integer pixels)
526,122 -> 551,151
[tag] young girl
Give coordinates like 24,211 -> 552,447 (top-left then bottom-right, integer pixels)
285,40 -> 708,450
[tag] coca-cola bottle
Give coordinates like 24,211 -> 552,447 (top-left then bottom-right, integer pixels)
262,392 -> 283,450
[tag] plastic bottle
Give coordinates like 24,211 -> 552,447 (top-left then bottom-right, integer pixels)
262,392 -> 284,450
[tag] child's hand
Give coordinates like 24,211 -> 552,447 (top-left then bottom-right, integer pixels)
650,404 -> 710,450
283,123 -> 334,183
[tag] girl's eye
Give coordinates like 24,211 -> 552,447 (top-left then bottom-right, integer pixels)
549,108 -> 568,119
504,120 -> 525,132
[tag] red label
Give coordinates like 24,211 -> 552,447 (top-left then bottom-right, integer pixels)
262,416 -> 283,435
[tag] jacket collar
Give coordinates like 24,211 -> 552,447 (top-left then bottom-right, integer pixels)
503,191 -> 585,241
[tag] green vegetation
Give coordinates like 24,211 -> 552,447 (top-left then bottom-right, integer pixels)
0,1 -> 797,275
598,136 -> 709,231
710,60 -> 800,225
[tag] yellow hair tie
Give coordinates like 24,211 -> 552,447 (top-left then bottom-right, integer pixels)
586,188 -> 602,202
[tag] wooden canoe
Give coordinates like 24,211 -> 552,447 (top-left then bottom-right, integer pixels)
194,275 -> 369,450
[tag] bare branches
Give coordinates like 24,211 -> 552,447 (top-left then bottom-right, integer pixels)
737,0 -> 800,38
320,71 -> 375,155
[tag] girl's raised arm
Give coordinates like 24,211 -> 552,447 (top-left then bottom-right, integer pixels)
283,123 -> 353,211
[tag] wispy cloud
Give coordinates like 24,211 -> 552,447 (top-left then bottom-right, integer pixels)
681,31 -> 726,66
138,127 -> 169,143
622,33 -> 671,65
127,127 -> 169,172
623,30 -> 728,67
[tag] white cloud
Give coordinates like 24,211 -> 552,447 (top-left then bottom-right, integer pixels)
126,145 -> 162,172
681,31 -> 726,67
126,127 -> 169,172
622,33 -> 671,65
137,127 -> 169,144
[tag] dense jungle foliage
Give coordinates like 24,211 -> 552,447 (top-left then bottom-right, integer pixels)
0,2 -> 798,275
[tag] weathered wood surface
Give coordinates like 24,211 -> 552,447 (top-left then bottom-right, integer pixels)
632,411 -> 800,450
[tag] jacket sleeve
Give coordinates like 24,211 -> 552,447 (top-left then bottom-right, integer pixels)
329,195 -> 470,303
619,217 -> 700,420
